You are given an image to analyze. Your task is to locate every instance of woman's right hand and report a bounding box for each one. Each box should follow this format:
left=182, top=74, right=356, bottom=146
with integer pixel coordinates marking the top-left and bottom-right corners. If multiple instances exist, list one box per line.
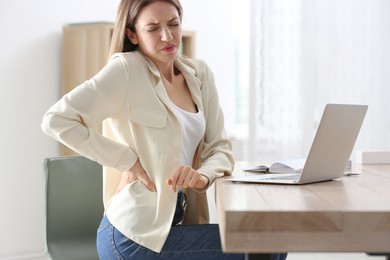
left=115, top=159, right=157, bottom=193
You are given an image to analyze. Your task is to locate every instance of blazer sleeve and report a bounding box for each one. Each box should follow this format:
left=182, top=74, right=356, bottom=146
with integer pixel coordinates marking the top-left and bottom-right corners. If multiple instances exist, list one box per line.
left=196, top=61, right=235, bottom=189
left=41, top=56, right=138, bottom=172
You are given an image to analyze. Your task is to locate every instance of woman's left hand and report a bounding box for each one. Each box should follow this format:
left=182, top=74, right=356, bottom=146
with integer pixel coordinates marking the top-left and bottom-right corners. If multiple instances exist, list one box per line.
left=166, top=165, right=209, bottom=192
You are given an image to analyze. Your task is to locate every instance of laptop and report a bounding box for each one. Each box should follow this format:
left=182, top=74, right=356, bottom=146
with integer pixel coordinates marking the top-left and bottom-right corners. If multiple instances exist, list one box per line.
left=228, top=104, right=368, bottom=184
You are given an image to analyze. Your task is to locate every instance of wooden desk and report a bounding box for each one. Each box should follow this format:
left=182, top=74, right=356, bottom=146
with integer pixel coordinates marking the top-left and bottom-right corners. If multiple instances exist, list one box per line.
left=216, top=162, right=390, bottom=254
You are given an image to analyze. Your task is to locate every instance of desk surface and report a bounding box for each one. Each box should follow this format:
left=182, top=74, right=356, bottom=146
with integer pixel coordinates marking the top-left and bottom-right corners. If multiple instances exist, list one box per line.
left=216, top=162, right=390, bottom=253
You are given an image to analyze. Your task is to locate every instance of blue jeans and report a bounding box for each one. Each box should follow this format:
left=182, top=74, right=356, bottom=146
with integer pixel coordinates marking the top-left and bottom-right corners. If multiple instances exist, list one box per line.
left=96, top=192, right=287, bottom=260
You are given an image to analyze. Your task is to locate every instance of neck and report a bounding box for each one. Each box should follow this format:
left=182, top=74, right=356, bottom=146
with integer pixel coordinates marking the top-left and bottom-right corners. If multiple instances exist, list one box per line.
left=158, top=62, right=179, bottom=83
left=138, top=51, right=178, bottom=82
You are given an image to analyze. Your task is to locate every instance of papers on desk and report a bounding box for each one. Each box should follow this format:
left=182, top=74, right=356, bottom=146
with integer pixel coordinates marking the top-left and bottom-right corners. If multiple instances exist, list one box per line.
left=244, top=158, right=353, bottom=174
left=244, top=158, right=305, bottom=174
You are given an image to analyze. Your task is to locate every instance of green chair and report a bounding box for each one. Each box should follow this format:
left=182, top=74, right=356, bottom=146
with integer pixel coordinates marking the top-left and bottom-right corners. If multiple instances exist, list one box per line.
left=43, top=156, right=104, bottom=260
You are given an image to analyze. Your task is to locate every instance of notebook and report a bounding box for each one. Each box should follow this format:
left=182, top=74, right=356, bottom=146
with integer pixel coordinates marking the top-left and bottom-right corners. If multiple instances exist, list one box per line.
left=228, top=104, right=368, bottom=185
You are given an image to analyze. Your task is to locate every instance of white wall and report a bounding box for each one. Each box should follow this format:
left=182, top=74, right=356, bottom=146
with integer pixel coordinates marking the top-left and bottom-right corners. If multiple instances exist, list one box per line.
left=0, top=1, right=115, bottom=258
left=0, top=0, right=236, bottom=259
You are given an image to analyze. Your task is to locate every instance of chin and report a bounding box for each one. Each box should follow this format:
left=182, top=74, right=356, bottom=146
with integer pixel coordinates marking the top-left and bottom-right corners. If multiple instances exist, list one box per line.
left=160, top=52, right=178, bottom=62
left=143, top=51, right=178, bottom=66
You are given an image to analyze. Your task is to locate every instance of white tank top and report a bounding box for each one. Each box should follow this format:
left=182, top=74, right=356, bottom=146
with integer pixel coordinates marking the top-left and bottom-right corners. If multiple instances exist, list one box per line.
left=170, top=101, right=206, bottom=165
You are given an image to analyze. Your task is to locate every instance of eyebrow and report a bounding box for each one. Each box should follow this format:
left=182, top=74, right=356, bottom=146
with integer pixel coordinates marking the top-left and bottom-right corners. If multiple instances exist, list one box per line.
left=145, top=17, right=180, bottom=26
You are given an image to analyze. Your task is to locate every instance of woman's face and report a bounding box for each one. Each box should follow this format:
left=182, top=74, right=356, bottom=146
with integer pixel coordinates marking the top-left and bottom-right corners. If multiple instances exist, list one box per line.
left=127, top=1, right=182, bottom=66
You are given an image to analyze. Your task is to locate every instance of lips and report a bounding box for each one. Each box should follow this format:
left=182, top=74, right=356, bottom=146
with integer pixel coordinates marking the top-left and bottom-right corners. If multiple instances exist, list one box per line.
left=161, top=44, right=176, bottom=52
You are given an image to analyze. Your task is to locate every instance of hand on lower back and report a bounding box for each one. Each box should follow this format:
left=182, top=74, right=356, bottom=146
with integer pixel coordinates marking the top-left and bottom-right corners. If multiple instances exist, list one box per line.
left=116, top=159, right=157, bottom=193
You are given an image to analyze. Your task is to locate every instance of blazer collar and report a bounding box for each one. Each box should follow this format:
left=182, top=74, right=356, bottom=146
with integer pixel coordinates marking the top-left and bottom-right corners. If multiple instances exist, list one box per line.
left=175, top=58, right=203, bottom=112
left=138, top=51, right=203, bottom=112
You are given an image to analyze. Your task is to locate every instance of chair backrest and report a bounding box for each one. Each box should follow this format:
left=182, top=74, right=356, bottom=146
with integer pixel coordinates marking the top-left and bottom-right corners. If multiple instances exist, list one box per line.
left=43, top=156, right=104, bottom=260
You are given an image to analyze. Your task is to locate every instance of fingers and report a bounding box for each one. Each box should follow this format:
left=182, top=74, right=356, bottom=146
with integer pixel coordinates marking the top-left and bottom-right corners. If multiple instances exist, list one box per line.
left=117, top=170, right=157, bottom=193
left=137, top=171, right=157, bottom=192
left=187, top=173, right=199, bottom=187
left=167, top=166, right=205, bottom=192
left=168, top=166, right=187, bottom=192
left=117, top=162, right=208, bottom=194
left=115, top=171, right=134, bottom=194
left=115, top=181, right=126, bottom=194
left=132, top=160, right=156, bottom=192
left=116, top=160, right=157, bottom=193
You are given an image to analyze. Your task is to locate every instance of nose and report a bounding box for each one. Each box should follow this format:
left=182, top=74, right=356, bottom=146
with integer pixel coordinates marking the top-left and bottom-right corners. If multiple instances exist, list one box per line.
left=161, top=26, right=173, bottom=42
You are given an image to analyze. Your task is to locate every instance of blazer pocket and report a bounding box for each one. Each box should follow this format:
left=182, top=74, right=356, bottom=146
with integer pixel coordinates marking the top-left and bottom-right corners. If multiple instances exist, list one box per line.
left=130, top=105, right=167, bottom=128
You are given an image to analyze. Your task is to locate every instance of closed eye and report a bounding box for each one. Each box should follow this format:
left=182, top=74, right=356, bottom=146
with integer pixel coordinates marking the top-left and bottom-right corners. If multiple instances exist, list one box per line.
left=146, top=27, right=158, bottom=32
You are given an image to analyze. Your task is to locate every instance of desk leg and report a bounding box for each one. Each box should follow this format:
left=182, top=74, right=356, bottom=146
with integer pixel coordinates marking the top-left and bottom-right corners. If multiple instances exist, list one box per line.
left=245, top=253, right=273, bottom=260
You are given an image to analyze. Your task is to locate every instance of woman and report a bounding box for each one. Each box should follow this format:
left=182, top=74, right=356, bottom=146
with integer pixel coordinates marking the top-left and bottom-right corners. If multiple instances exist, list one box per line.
left=41, top=0, right=287, bottom=259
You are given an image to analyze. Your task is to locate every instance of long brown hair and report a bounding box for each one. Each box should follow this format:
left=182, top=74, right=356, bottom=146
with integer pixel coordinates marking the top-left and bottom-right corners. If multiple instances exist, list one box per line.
left=108, top=0, right=183, bottom=58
